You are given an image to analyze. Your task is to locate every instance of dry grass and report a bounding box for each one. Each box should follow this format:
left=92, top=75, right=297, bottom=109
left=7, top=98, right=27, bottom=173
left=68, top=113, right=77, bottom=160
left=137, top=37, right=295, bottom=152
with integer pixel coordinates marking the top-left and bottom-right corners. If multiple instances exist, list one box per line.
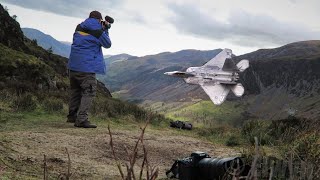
left=0, top=116, right=238, bottom=179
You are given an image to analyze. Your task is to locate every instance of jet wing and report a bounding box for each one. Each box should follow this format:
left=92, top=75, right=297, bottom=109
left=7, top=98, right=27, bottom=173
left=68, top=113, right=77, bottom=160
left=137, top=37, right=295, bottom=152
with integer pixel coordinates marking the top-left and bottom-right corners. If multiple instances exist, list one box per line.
left=203, top=48, right=232, bottom=69
left=201, top=84, right=230, bottom=105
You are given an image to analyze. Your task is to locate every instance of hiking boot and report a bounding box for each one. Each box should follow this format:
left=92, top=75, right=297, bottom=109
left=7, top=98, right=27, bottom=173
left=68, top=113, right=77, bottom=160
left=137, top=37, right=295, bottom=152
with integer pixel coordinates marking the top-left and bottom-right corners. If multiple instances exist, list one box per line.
left=67, top=116, right=76, bottom=123
left=74, top=121, right=97, bottom=128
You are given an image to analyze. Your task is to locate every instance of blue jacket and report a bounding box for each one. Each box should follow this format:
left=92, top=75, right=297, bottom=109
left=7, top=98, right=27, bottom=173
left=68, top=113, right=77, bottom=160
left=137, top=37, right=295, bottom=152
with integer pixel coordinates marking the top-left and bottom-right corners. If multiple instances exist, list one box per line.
left=68, top=18, right=111, bottom=74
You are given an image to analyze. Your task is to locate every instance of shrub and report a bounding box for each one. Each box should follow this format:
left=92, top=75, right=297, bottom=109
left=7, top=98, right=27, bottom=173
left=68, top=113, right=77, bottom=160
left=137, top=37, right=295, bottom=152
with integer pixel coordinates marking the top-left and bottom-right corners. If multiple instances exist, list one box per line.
left=91, top=97, right=122, bottom=117
left=241, top=120, right=273, bottom=145
left=42, top=98, right=64, bottom=112
left=225, top=135, right=241, bottom=147
left=91, top=96, right=168, bottom=125
left=12, top=93, right=37, bottom=111
left=292, top=132, right=320, bottom=163
left=197, top=126, right=229, bottom=137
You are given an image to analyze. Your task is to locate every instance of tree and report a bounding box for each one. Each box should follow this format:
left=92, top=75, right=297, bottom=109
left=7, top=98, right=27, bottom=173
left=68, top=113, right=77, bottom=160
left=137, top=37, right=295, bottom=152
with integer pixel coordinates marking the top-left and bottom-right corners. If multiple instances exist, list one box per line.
left=32, top=39, right=38, bottom=45
left=4, top=6, right=9, bottom=12
left=12, top=15, right=17, bottom=20
left=47, top=46, right=53, bottom=54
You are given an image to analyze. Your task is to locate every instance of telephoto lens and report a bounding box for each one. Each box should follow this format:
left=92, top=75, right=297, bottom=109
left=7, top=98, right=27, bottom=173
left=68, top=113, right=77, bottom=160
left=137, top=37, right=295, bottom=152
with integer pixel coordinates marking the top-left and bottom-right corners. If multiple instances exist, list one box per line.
left=166, top=152, right=249, bottom=180
left=197, top=157, right=244, bottom=180
left=105, top=15, right=114, bottom=24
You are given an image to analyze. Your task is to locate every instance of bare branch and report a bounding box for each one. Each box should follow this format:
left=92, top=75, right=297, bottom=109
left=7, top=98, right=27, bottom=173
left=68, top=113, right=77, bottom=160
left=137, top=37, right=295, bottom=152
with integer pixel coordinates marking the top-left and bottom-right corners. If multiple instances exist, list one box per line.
left=125, top=163, right=131, bottom=180
left=124, top=145, right=132, bottom=178
left=268, top=160, right=274, bottom=180
left=288, top=151, right=294, bottom=180
left=140, top=119, right=150, bottom=180
left=150, top=166, right=159, bottom=180
left=65, top=148, right=71, bottom=180
left=0, top=165, right=6, bottom=177
left=139, top=156, right=146, bottom=180
left=246, top=137, right=260, bottom=180
left=43, top=154, right=48, bottom=180
left=108, top=113, right=158, bottom=180
left=108, top=124, right=125, bottom=180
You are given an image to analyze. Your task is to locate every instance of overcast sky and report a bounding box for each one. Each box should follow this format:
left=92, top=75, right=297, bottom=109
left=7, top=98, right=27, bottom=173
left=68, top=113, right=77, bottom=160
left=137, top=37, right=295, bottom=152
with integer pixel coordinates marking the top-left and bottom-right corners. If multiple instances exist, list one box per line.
left=1, top=0, right=320, bottom=56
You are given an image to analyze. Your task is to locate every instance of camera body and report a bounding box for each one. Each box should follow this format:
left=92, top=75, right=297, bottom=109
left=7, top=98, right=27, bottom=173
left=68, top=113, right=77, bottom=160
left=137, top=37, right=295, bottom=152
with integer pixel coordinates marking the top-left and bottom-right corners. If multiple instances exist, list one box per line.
left=178, top=152, right=210, bottom=180
left=101, top=15, right=114, bottom=29
left=176, top=152, right=246, bottom=180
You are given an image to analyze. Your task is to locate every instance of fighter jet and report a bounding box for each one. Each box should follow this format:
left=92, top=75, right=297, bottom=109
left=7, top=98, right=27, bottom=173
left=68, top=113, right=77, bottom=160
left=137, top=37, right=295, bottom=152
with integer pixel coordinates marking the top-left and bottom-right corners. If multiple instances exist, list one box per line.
left=164, top=49, right=249, bottom=105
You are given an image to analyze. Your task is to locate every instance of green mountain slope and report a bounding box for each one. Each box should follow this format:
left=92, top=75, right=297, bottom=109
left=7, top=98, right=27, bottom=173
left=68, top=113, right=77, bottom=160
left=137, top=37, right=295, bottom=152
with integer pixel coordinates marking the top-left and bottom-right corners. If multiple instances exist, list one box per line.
left=100, top=49, right=222, bottom=102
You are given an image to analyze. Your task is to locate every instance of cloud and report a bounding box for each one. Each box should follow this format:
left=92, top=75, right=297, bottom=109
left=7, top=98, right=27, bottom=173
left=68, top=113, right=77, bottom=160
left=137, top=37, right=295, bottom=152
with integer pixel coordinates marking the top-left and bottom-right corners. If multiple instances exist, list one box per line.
left=167, top=3, right=320, bottom=47
left=1, top=0, right=125, bottom=18
left=122, top=10, right=148, bottom=25
left=288, top=0, right=298, bottom=3
left=1, top=0, right=148, bottom=25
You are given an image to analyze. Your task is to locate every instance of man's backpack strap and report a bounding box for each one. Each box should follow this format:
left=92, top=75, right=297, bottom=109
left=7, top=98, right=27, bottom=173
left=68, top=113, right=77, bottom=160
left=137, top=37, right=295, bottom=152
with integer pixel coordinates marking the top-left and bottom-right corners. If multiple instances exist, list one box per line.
left=75, top=24, right=103, bottom=39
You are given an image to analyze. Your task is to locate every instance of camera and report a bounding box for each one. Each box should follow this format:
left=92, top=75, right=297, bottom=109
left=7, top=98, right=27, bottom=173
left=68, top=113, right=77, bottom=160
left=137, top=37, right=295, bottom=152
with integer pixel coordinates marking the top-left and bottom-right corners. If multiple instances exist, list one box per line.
left=101, top=15, right=114, bottom=29
left=167, top=152, right=249, bottom=180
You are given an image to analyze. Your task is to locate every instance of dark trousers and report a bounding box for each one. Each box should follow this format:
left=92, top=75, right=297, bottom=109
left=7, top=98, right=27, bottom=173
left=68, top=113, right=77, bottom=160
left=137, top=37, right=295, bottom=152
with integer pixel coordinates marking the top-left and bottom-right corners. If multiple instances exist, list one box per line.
left=67, top=70, right=97, bottom=124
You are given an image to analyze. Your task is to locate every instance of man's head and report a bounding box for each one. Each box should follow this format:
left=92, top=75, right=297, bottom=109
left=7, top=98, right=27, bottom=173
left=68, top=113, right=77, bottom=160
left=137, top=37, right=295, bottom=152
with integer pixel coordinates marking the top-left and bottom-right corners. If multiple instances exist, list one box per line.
left=89, top=11, right=102, bottom=20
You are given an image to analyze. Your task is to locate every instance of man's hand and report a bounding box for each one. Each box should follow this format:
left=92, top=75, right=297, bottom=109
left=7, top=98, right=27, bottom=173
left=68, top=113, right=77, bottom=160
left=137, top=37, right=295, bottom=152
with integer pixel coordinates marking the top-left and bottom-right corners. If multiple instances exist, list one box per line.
left=102, top=21, right=111, bottom=30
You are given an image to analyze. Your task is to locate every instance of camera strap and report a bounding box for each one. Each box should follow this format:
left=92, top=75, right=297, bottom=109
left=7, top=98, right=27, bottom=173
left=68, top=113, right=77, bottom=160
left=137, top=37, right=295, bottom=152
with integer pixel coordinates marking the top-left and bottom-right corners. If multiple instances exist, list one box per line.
left=75, top=24, right=103, bottom=39
left=166, top=160, right=179, bottom=178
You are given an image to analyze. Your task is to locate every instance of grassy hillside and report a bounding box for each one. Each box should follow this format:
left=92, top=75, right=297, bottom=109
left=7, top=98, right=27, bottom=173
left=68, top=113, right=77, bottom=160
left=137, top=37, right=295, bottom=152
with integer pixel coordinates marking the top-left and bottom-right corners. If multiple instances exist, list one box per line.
left=0, top=40, right=167, bottom=123
left=166, top=100, right=246, bottom=127
left=0, top=43, right=60, bottom=93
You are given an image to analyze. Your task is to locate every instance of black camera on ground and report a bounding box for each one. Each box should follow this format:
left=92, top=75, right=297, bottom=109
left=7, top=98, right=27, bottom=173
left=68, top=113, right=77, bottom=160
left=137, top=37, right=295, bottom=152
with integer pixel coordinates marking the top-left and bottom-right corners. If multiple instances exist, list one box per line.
left=170, top=120, right=193, bottom=130
left=101, top=15, right=114, bottom=29
left=167, top=152, right=249, bottom=180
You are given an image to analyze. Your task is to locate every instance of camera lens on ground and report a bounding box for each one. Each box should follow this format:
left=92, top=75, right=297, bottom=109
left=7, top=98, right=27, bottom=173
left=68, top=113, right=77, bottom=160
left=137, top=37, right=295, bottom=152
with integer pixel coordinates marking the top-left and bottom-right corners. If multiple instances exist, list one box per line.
left=198, top=157, right=244, bottom=179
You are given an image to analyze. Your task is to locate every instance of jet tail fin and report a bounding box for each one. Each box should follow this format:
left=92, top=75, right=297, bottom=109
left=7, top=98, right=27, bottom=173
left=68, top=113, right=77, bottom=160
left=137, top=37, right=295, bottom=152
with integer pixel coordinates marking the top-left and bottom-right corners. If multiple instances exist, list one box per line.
left=231, top=83, right=244, bottom=97
left=236, top=59, right=249, bottom=72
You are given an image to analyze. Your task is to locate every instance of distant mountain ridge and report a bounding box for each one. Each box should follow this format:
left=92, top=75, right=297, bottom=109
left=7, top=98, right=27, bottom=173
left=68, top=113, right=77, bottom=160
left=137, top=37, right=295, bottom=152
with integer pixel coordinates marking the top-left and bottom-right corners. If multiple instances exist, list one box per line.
left=22, top=28, right=71, bottom=57
left=105, top=53, right=137, bottom=64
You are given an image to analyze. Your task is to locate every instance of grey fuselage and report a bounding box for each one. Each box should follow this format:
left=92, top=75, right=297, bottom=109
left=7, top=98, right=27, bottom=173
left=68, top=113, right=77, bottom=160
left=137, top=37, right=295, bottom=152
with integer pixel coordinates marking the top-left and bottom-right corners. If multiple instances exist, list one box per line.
left=185, top=66, right=239, bottom=86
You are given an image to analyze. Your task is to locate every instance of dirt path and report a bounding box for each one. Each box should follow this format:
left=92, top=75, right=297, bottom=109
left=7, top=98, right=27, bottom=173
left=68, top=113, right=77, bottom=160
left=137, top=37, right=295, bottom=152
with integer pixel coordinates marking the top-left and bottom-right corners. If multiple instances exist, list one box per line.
left=0, top=121, right=239, bottom=179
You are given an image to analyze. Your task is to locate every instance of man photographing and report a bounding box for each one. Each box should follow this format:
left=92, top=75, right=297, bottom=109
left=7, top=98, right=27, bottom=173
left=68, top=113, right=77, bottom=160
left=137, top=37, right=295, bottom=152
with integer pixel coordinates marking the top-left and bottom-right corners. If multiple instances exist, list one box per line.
left=67, top=11, right=112, bottom=128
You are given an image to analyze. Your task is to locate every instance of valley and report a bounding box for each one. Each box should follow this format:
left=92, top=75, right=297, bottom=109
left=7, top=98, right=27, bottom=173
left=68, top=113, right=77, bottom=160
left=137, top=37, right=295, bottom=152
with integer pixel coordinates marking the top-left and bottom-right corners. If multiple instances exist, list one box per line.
left=101, top=41, right=320, bottom=120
